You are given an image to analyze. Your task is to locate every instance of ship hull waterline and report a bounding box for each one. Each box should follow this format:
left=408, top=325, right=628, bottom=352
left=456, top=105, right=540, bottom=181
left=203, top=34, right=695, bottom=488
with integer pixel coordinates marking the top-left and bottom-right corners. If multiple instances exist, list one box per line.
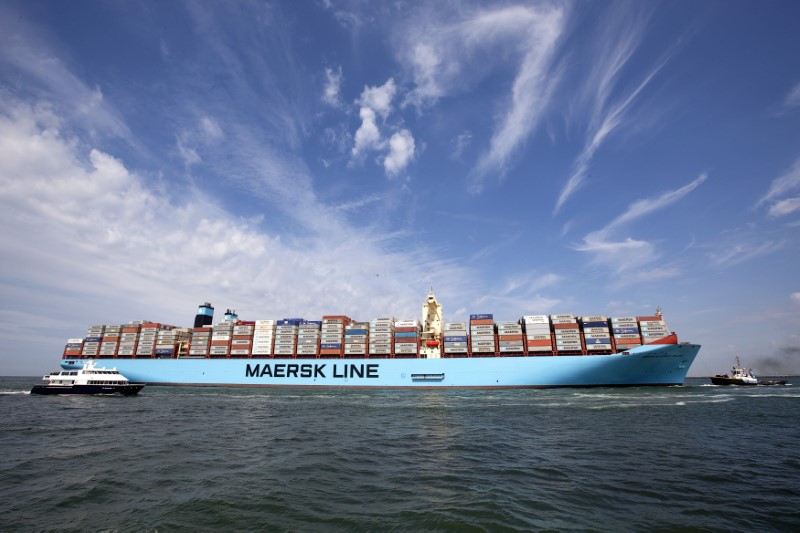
left=60, top=342, right=700, bottom=389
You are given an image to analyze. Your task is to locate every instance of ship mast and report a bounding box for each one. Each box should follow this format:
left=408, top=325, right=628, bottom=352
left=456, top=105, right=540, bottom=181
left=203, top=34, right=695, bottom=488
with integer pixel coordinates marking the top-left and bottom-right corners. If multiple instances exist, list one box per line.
left=419, top=288, right=443, bottom=359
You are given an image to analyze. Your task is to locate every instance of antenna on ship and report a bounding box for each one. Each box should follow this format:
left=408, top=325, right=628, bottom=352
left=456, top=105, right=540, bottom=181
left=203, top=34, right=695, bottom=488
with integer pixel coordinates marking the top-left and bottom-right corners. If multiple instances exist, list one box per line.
left=194, top=302, right=214, bottom=328
left=656, top=306, right=662, bottom=318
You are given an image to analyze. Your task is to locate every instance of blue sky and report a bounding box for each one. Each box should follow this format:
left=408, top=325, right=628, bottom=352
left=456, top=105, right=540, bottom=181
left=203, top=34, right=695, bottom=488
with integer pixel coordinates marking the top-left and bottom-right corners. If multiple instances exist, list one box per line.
left=1, top=0, right=799, bottom=376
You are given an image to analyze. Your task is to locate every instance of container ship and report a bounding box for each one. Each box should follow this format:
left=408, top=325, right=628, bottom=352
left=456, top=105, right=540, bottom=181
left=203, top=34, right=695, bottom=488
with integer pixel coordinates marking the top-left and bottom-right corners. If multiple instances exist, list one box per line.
left=58, top=291, right=699, bottom=389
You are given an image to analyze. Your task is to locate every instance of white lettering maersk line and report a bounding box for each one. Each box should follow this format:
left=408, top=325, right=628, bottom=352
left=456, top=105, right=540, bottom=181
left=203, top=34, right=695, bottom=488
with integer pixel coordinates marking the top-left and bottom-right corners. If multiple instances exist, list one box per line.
left=59, top=291, right=700, bottom=389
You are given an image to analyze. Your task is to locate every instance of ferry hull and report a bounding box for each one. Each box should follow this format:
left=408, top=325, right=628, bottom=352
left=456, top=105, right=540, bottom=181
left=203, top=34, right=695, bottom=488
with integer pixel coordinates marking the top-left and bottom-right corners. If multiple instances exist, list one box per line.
left=30, top=384, right=145, bottom=395
left=60, top=342, right=700, bottom=389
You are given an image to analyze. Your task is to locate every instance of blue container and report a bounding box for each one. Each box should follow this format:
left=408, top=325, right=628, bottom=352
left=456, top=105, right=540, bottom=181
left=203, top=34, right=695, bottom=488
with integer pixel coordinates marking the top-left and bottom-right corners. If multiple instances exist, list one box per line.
left=85, top=337, right=102, bottom=343
left=395, top=331, right=419, bottom=338
left=581, top=321, right=609, bottom=328
left=613, top=327, right=639, bottom=335
left=303, top=320, right=322, bottom=326
left=443, top=336, right=468, bottom=342
left=586, top=338, right=611, bottom=345
left=345, top=329, right=368, bottom=335
left=470, top=313, right=493, bottom=321
left=321, top=343, right=342, bottom=349
left=156, top=348, right=174, bottom=355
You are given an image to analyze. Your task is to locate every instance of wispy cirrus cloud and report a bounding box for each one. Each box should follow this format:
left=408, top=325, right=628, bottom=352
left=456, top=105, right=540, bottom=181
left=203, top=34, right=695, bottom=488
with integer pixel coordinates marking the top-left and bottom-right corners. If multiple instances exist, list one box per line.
left=398, top=4, right=566, bottom=193
left=783, top=81, right=800, bottom=110
left=574, top=173, right=707, bottom=276
left=756, top=158, right=800, bottom=217
left=555, top=6, right=668, bottom=214
left=707, top=240, right=785, bottom=268
left=0, top=11, right=133, bottom=144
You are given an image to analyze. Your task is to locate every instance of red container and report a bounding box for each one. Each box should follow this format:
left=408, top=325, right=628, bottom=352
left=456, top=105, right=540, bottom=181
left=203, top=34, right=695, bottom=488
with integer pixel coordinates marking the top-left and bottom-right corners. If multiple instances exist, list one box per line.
left=526, top=340, right=552, bottom=347
left=470, top=318, right=494, bottom=325
left=553, top=323, right=578, bottom=330
left=497, top=334, right=523, bottom=341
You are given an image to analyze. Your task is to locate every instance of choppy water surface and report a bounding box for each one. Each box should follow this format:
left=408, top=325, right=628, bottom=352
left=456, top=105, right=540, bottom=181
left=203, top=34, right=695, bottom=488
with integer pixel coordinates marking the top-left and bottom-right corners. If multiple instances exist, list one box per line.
left=2, top=377, right=799, bottom=531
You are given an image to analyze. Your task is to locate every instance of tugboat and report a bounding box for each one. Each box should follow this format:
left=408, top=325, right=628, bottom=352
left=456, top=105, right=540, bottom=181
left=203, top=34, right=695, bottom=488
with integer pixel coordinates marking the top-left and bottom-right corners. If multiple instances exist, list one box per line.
left=710, top=357, right=758, bottom=386
left=31, top=361, right=145, bottom=395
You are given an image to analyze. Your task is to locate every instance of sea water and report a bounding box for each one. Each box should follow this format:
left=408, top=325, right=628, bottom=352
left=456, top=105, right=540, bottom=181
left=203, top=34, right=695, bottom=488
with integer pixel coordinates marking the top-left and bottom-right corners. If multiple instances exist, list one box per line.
left=1, top=377, right=799, bottom=531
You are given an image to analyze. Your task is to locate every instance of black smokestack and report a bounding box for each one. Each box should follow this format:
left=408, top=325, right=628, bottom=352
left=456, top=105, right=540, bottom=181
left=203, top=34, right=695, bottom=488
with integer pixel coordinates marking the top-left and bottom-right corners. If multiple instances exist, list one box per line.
left=194, top=302, right=214, bottom=328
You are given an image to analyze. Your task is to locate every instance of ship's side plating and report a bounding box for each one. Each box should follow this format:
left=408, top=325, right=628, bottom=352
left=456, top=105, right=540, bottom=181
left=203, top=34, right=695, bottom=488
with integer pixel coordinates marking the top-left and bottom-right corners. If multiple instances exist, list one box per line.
left=61, top=341, right=699, bottom=389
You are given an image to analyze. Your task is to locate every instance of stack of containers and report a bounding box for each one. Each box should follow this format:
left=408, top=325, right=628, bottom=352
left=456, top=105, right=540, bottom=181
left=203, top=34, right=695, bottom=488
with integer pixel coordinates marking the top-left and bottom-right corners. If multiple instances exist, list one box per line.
left=63, top=338, right=84, bottom=358
left=496, top=321, right=524, bottom=355
left=522, top=315, right=553, bottom=355
left=442, top=322, right=468, bottom=357
left=274, top=318, right=301, bottom=358
left=610, top=317, right=642, bottom=351
left=136, top=323, right=160, bottom=358
left=118, top=323, right=141, bottom=358
left=231, top=321, right=255, bottom=358
left=155, top=327, right=176, bottom=358
left=320, top=315, right=350, bottom=357
left=469, top=314, right=496, bottom=356
left=297, top=320, right=321, bottom=358
left=189, top=327, right=212, bottom=357
left=252, top=320, right=276, bottom=357
left=637, top=315, right=671, bottom=343
left=100, top=325, right=121, bottom=357
left=210, top=320, right=233, bottom=358
left=580, top=316, right=612, bottom=353
left=82, top=325, right=104, bottom=357
left=368, top=318, right=394, bottom=356
left=344, top=321, right=369, bottom=358
left=551, top=314, right=582, bottom=354
left=394, top=319, right=420, bottom=357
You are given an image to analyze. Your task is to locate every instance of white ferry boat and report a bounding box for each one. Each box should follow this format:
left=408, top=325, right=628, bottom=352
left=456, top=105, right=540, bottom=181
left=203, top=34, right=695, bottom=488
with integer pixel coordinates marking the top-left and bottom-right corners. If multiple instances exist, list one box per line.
left=31, top=361, right=145, bottom=395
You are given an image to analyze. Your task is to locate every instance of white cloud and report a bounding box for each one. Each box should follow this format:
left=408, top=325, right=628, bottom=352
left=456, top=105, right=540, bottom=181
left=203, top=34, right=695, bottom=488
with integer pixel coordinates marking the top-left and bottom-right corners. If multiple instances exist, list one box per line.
left=575, top=174, right=707, bottom=276
left=322, top=66, right=343, bottom=108
left=176, top=116, right=224, bottom=166
left=398, top=5, right=565, bottom=192
left=707, top=241, right=785, bottom=268
left=769, top=197, right=800, bottom=217
left=384, top=129, right=415, bottom=176
left=351, top=107, right=382, bottom=158
left=554, top=8, right=667, bottom=214
left=784, top=82, right=800, bottom=109
left=450, top=130, right=472, bottom=161
left=350, top=78, right=416, bottom=176
left=200, top=116, right=224, bottom=141
left=357, top=78, right=396, bottom=119
left=0, top=17, right=133, bottom=143
left=0, top=103, right=481, bottom=348
left=758, top=158, right=800, bottom=216
left=791, top=292, right=800, bottom=304
left=604, top=173, right=707, bottom=232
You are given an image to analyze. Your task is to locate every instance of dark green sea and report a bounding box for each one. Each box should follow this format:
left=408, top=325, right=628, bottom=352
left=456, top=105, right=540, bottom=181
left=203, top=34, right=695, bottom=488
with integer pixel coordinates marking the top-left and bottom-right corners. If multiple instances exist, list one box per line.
left=1, top=377, right=799, bottom=532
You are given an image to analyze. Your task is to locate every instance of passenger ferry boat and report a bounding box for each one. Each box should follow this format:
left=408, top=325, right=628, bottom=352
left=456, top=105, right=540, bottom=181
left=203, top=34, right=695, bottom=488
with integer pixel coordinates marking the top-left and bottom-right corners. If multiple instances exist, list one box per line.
left=31, top=361, right=145, bottom=395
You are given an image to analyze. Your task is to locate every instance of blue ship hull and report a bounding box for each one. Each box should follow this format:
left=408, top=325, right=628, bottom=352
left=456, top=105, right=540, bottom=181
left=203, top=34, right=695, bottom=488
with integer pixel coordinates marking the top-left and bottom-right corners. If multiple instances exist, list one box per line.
left=60, top=342, right=699, bottom=389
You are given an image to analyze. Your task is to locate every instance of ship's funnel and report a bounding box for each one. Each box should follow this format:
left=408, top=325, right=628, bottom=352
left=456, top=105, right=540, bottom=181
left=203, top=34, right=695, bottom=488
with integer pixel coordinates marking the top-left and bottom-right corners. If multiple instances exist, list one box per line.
left=194, top=302, right=214, bottom=327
